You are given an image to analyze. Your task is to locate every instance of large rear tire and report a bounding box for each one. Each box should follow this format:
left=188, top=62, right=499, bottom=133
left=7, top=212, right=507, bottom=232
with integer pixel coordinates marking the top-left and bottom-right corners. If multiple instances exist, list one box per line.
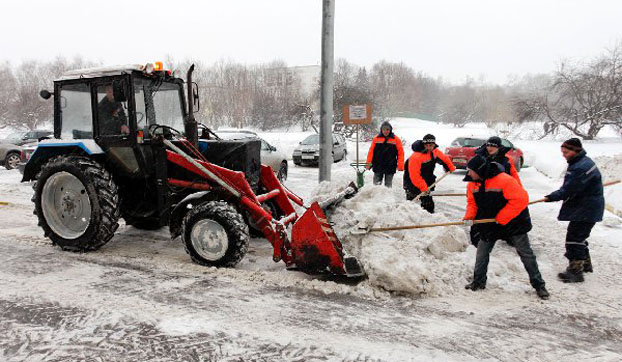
left=181, top=201, right=249, bottom=267
left=33, top=155, right=120, bottom=251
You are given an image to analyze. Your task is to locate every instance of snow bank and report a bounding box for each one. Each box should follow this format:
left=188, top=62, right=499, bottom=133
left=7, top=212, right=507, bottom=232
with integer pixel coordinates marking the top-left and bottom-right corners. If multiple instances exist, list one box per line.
left=309, top=175, right=474, bottom=297
left=594, top=154, right=622, bottom=217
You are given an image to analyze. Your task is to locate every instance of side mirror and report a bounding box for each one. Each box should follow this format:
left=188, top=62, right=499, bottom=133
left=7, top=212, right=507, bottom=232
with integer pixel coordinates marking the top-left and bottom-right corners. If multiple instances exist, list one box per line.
left=271, top=146, right=277, bottom=151
left=112, top=80, right=128, bottom=102
left=299, top=141, right=302, bottom=145
left=40, top=90, right=52, bottom=100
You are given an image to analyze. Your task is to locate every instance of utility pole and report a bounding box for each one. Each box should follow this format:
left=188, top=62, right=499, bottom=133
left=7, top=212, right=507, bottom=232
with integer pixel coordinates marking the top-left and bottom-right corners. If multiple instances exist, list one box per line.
left=319, top=0, right=334, bottom=182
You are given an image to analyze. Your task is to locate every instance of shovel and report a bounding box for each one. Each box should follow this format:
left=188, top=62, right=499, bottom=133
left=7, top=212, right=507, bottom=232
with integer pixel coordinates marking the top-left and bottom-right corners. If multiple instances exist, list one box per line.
left=430, top=179, right=621, bottom=202
left=352, top=218, right=496, bottom=235
left=414, top=171, right=452, bottom=202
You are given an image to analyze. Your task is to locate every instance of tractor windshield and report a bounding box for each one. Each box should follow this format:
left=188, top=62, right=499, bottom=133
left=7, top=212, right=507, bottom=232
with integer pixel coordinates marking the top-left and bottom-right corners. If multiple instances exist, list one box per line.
left=134, top=78, right=185, bottom=136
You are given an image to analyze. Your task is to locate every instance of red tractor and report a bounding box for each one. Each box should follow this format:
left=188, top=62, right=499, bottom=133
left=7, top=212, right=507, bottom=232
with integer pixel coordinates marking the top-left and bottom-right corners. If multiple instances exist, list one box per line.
left=23, top=63, right=363, bottom=278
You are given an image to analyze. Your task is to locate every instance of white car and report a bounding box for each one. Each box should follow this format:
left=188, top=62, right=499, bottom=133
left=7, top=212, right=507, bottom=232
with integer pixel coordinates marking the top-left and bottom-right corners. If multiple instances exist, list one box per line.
left=215, top=130, right=289, bottom=181
left=292, top=133, right=347, bottom=166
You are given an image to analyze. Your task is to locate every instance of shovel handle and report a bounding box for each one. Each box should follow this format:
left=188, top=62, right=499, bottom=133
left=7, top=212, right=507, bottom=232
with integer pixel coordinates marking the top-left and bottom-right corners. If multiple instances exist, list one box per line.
left=365, top=218, right=496, bottom=232
left=528, top=180, right=620, bottom=205
left=414, top=172, right=451, bottom=202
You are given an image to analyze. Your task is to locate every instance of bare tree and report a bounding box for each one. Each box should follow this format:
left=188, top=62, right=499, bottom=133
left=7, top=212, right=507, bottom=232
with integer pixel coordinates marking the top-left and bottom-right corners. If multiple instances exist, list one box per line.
left=438, top=80, right=483, bottom=127
left=516, top=43, right=622, bottom=139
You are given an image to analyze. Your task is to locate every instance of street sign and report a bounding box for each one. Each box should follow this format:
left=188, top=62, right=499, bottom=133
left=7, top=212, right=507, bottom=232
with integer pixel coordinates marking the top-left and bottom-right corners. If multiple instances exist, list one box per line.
left=343, top=104, right=372, bottom=125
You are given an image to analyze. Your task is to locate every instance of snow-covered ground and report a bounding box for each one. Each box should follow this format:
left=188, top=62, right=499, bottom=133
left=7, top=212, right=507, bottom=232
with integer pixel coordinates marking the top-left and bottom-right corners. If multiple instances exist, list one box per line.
left=1, top=119, right=622, bottom=361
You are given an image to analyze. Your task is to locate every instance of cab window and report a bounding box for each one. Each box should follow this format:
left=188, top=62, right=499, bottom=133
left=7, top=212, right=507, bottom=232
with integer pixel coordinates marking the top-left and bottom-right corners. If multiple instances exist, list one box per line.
left=59, top=83, right=93, bottom=139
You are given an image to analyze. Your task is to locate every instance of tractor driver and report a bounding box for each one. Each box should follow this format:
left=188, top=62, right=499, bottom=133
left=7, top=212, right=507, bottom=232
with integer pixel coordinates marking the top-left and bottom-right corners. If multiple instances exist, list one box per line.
left=98, top=85, right=129, bottom=135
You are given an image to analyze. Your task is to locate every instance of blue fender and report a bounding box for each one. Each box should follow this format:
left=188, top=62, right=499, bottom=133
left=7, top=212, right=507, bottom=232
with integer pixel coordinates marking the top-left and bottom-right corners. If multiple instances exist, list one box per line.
left=21, top=140, right=104, bottom=181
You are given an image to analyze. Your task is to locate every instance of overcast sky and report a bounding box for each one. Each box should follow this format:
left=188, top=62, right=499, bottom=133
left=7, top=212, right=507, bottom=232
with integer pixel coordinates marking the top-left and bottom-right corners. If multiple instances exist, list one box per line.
left=2, top=0, right=621, bottom=84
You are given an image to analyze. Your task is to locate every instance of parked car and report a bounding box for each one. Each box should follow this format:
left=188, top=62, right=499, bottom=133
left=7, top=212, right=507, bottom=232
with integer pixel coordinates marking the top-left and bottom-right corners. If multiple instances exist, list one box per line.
left=445, top=137, right=524, bottom=171
left=0, top=129, right=52, bottom=146
left=0, top=142, right=23, bottom=170
left=215, top=130, right=289, bottom=181
left=292, top=133, right=347, bottom=166
left=17, top=141, right=39, bottom=174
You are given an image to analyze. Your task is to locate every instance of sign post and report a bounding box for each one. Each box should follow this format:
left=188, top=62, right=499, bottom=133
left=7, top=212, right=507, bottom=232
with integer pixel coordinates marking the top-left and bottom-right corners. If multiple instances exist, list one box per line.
left=343, top=104, right=373, bottom=188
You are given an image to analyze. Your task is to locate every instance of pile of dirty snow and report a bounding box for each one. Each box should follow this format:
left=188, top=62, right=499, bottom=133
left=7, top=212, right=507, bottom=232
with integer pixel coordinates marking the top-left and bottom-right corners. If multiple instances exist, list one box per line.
left=309, top=177, right=474, bottom=297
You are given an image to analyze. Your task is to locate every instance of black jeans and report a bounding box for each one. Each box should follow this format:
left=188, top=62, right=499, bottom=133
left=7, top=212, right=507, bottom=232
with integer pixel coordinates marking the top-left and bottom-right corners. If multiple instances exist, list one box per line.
left=565, top=221, right=595, bottom=261
left=473, top=233, right=545, bottom=289
left=373, top=172, right=394, bottom=188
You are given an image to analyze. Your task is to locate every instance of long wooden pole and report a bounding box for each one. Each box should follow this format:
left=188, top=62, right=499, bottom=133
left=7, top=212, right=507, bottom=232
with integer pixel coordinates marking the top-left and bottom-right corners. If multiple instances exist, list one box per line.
left=360, top=218, right=496, bottom=233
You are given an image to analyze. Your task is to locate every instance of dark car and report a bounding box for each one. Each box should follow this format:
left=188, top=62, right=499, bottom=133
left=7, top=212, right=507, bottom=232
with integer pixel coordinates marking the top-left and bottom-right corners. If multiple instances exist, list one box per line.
left=445, top=137, right=524, bottom=170
left=1, top=129, right=53, bottom=146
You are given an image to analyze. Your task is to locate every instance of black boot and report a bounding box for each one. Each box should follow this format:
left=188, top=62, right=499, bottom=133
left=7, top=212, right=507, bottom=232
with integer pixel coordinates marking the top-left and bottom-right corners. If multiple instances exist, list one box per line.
left=583, top=256, right=593, bottom=273
left=465, top=281, right=486, bottom=291
left=535, top=286, right=550, bottom=300
left=420, top=196, right=435, bottom=214
left=558, top=260, right=584, bottom=283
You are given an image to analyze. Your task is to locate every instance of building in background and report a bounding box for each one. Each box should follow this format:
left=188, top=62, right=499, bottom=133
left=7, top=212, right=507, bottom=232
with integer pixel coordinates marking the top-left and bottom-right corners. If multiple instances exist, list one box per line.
left=264, top=65, right=320, bottom=98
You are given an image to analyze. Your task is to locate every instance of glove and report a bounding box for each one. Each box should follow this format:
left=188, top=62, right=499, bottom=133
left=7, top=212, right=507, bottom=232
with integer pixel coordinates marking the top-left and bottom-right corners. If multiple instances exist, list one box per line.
left=463, top=219, right=474, bottom=226
left=543, top=195, right=551, bottom=202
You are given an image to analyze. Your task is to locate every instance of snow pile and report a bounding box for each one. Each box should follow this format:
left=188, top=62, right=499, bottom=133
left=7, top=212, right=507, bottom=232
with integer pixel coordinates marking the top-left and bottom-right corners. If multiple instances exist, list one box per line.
left=594, top=154, right=622, bottom=216
left=310, top=178, right=475, bottom=297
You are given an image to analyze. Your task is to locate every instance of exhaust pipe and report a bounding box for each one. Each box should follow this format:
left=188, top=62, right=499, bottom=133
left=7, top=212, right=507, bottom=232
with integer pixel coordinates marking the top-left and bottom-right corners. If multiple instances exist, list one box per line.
left=185, top=64, right=199, bottom=148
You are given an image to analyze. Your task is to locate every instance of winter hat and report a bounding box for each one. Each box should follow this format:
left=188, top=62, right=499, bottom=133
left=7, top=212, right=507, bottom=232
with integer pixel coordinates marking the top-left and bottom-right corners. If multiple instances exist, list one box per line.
left=466, top=155, right=488, bottom=176
left=380, top=121, right=392, bottom=132
left=561, top=138, right=582, bottom=152
left=486, top=136, right=502, bottom=148
left=422, top=134, right=436, bottom=144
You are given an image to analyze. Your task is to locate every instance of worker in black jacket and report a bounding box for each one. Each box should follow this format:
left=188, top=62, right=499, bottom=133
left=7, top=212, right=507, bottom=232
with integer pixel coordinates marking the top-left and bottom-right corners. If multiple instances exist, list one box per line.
left=545, top=138, right=605, bottom=283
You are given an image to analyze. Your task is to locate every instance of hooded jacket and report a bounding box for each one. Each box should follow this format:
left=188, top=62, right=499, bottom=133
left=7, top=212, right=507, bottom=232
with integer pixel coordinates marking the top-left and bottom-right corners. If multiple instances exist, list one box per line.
left=404, top=140, right=455, bottom=192
left=464, top=161, right=532, bottom=241
left=545, top=150, right=604, bottom=222
left=366, top=122, right=404, bottom=174
left=475, top=144, right=522, bottom=186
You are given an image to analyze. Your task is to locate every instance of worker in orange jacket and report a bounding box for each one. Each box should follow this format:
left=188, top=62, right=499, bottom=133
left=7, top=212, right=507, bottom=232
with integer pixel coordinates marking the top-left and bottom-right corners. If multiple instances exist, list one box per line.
left=403, top=134, right=455, bottom=213
left=462, top=155, right=549, bottom=300
left=365, top=121, right=404, bottom=188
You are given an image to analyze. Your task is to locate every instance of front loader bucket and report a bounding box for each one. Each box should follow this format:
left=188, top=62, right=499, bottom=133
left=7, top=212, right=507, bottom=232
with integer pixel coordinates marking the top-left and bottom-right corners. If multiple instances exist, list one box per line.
left=290, top=202, right=365, bottom=277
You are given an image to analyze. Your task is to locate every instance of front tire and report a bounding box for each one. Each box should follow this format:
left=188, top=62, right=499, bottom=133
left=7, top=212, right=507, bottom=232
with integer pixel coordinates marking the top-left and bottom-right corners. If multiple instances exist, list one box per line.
left=33, top=155, right=120, bottom=251
left=182, top=201, right=249, bottom=267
